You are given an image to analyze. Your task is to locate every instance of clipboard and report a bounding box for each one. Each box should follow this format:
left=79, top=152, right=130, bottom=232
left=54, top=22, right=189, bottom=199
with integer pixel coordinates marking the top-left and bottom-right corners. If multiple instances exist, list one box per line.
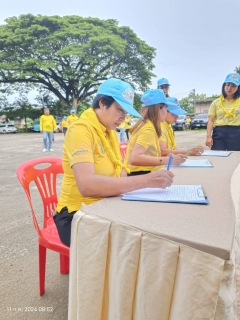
left=200, top=151, right=232, bottom=157
left=122, top=185, right=209, bottom=204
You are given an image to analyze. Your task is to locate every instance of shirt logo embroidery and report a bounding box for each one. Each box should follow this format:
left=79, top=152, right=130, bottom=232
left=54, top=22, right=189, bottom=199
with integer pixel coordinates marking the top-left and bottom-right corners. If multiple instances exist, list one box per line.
left=72, top=149, right=88, bottom=156
left=98, top=142, right=105, bottom=155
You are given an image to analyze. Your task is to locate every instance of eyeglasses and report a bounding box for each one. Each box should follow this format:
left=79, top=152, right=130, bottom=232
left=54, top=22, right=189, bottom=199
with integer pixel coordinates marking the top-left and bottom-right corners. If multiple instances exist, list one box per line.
left=159, top=85, right=169, bottom=90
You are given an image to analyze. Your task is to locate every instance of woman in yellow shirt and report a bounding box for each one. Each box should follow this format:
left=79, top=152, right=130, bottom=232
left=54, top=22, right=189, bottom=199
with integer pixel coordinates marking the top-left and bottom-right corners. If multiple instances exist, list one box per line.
left=160, top=97, right=203, bottom=156
left=206, top=73, right=240, bottom=151
left=124, top=89, right=186, bottom=176
left=60, top=116, right=68, bottom=136
left=54, top=79, right=174, bottom=246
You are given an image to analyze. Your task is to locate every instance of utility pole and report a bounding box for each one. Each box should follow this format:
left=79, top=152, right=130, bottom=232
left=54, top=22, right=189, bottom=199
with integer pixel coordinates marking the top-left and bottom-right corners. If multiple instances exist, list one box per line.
left=192, top=89, right=196, bottom=115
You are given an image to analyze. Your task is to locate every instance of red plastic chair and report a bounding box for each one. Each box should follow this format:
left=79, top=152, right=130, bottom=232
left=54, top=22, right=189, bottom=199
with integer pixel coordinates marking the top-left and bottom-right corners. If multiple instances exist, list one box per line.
left=119, top=142, right=128, bottom=162
left=16, top=157, right=69, bottom=295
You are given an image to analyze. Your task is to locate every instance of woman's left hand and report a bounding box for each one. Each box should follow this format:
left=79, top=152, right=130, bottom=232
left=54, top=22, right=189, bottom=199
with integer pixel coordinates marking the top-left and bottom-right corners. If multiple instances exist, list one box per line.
left=190, top=146, right=204, bottom=155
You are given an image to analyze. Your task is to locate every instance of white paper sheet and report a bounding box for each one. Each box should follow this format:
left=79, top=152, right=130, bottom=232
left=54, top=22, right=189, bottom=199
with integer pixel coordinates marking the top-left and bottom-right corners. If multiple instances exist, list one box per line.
left=122, top=185, right=208, bottom=204
left=200, top=151, right=232, bottom=157
left=171, top=159, right=213, bottom=167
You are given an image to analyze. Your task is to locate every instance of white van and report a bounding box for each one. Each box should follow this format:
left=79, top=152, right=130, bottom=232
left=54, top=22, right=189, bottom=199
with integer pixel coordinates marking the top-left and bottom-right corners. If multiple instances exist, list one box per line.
left=0, top=124, right=18, bottom=134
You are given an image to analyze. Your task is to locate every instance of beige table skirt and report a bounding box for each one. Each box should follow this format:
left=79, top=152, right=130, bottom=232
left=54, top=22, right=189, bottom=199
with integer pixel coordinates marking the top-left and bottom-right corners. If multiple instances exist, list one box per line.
left=69, top=211, right=240, bottom=320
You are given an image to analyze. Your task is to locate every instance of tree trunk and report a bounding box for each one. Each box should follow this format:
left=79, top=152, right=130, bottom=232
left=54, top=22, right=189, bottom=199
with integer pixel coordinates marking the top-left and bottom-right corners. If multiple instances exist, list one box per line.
left=71, top=96, right=78, bottom=111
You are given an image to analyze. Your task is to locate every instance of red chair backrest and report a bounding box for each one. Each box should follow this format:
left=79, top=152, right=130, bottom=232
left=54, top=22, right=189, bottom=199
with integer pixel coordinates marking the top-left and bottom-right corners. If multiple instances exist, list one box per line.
left=16, top=157, right=63, bottom=234
left=119, top=142, right=128, bottom=162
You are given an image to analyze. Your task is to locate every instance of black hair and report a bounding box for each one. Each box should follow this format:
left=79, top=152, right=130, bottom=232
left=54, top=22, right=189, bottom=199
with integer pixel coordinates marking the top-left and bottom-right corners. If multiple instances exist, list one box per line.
left=92, top=94, right=115, bottom=109
left=222, top=83, right=240, bottom=99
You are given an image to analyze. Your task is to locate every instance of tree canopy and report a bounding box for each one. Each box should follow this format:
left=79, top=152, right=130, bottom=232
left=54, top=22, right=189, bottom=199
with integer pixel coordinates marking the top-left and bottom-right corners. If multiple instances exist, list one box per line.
left=0, top=14, right=156, bottom=110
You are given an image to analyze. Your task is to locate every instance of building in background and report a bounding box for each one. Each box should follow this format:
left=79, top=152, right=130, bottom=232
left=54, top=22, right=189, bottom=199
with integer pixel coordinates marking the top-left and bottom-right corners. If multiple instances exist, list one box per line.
left=195, top=99, right=214, bottom=114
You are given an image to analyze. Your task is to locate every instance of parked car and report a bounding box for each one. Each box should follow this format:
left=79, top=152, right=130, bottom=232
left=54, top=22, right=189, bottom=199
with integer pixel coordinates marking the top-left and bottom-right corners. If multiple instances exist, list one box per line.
left=0, top=123, right=17, bottom=134
left=191, top=113, right=208, bottom=130
left=172, top=115, right=187, bottom=131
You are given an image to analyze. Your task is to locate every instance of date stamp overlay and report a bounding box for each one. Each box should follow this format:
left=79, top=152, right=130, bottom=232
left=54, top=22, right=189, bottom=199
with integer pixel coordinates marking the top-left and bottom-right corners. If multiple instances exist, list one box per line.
left=7, top=306, right=54, bottom=313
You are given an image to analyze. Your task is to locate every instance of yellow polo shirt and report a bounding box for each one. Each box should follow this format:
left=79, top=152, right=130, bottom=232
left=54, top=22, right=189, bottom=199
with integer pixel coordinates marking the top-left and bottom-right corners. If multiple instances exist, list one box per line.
left=124, top=120, right=162, bottom=173
left=208, top=97, right=240, bottom=126
left=39, top=115, right=57, bottom=132
left=61, top=120, right=68, bottom=128
left=160, top=121, right=176, bottom=150
left=67, top=114, right=79, bottom=127
left=56, top=119, right=121, bottom=213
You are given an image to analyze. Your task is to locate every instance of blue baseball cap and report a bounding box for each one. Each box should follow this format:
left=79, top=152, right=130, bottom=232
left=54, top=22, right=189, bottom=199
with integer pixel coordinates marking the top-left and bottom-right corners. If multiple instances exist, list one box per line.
left=63, top=116, right=67, bottom=119
left=97, top=78, right=141, bottom=118
left=70, top=109, right=76, bottom=113
left=224, top=73, right=240, bottom=86
left=166, top=97, right=187, bottom=116
left=141, top=89, right=177, bottom=107
left=157, top=78, right=170, bottom=87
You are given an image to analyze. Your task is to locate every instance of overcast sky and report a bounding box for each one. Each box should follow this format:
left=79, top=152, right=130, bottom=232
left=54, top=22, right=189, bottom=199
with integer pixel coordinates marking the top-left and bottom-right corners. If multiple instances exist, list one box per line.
left=1, top=0, right=240, bottom=101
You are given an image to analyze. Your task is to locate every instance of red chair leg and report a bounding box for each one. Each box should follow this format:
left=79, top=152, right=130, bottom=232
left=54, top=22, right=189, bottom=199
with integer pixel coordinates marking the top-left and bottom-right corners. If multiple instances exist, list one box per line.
left=39, top=244, right=47, bottom=295
left=60, top=254, right=69, bottom=274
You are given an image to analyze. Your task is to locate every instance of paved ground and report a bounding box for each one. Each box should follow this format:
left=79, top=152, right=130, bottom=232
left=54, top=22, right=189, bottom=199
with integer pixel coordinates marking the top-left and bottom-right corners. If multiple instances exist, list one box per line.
left=0, top=129, right=207, bottom=320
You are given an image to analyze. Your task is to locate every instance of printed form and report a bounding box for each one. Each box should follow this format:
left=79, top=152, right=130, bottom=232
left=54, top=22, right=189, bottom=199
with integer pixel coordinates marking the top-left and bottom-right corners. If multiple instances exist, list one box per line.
left=122, top=185, right=208, bottom=204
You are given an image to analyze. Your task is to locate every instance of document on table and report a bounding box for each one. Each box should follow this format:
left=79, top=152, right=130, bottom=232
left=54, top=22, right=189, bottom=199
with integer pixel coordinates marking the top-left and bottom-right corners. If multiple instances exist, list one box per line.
left=122, top=185, right=209, bottom=204
left=200, top=151, right=232, bottom=157
left=171, top=159, right=213, bottom=167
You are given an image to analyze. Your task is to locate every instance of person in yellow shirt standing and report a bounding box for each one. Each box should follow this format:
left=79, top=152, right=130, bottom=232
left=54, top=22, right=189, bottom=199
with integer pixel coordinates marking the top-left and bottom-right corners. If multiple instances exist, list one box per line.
left=125, top=113, right=132, bottom=141
left=206, top=73, right=240, bottom=151
left=185, top=116, right=191, bottom=129
left=67, top=109, right=78, bottom=128
left=40, top=108, right=57, bottom=152
left=160, top=97, right=203, bottom=156
left=60, top=116, right=68, bottom=136
left=124, top=89, right=186, bottom=176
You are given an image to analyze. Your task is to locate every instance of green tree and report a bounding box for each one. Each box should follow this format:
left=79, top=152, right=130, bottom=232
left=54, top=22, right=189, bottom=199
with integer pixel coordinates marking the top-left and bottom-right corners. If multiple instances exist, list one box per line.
left=0, top=14, right=156, bottom=111
left=0, top=95, right=41, bottom=129
left=179, top=92, right=208, bottom=114
left=235, top=66, right=240, bottom=75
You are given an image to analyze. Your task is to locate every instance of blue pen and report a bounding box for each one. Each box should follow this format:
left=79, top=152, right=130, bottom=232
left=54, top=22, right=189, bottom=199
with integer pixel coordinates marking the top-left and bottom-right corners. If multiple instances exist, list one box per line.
left=167, top=155, right=173, bottom=170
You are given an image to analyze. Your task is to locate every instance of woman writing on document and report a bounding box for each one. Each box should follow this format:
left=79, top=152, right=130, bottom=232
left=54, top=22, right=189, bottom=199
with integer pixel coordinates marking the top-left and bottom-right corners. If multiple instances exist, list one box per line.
left=206, top=73, right=240, bottom=151
left=54, top=79, right=174, bottom=247
left=124, top=89, right=186, bottom=176
left=160, top=97, right=204, bottom=156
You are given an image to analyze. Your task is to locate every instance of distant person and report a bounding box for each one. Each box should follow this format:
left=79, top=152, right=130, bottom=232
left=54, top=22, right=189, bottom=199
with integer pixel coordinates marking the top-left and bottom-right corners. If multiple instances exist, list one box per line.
left=206, top=73, right=240, bottom=151
left=40, top=108, right=57, bottom=152
left=54, top=78, right=174, bottom=247
left=61, top=116, right=68, bottom=136
left=160, top=97, right=203, bottom=156
left=125, top=113, right=132, bottom=141
left=124, top=89, right=186, bottom=176
left=118, top=120, right=125, bottom=142
left=185, top=116, right=191, bottom=129
left=157, top=78, right=171, bottom=97
left=67, top=109, right=78, bottom=127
